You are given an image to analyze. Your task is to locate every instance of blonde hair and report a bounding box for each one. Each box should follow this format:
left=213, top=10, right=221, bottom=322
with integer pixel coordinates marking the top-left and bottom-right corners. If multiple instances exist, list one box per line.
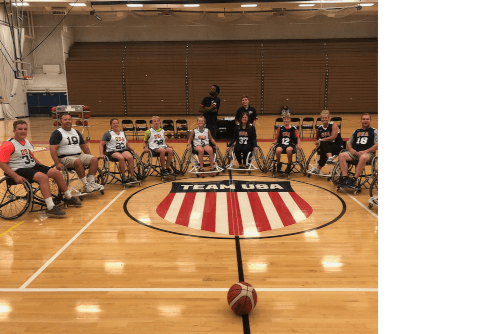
left=282, top=111, right=291, bottom=118
left=197, top=116, right=206, bottom=123
left=151, top=116, right=160, bottom=121
left=321, top=110, right=329, bottom=117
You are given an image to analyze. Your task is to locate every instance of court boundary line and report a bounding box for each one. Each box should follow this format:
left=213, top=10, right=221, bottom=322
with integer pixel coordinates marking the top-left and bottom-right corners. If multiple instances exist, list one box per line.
left=19, top=189, right=127, bottom=289
left=0, top=220, right=25, bottom=237
left=0, top=287, right=378, bottom=292
left=341, top=188, right=378, bottom=219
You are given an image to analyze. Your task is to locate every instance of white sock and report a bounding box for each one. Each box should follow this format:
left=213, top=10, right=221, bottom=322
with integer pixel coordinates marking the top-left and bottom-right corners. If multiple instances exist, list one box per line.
left=81, top=176, right=87, bottom=185
left=45, top=198, right=55, bottom=210
left=88, top=175, right=95, bottom=183
left=64, top=190, right=72, bottom=199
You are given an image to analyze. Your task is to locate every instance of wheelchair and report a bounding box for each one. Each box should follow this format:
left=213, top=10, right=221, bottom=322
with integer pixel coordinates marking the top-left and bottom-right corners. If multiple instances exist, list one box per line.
left=180, top=143, right=225, bottom=177
left=98, top=150, right=148, bottom=188
left=265, top=145, right=306, bottom=178
left=223, top=145, right=267, bottom=174
left=61, top=164, right=105, bottom=201
left=368, top=157, right=378, bottom=209
left=305, top=148, right=338, bottom=179
left=0, top=175, right=64, bottom=220
left=330, top=150, right=377, bottom=195
left=139, top=146, right=183, bottom=182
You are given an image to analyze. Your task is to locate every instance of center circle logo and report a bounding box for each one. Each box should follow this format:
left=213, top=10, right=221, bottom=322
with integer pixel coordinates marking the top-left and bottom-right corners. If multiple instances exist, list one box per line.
left=124, top=176, right=346, bottom=239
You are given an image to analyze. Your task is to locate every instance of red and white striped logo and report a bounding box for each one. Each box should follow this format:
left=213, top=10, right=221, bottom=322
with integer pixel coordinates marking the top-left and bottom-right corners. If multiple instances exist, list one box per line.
left=156, top=180, right=313, bottom=236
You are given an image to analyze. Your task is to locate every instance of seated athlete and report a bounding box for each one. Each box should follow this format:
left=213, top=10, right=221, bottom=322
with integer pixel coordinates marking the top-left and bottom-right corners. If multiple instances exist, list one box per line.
left=187, top=116, right=218, bottom=178
left=0, top=120, right=81, bottom=217
left=49, top=113, right=103, bottom=193
left=338, top=113, right=378, bottom=187
left=99, top=118, right=138, bottom=183
left=310, top=110, right=343, bottom=174
left=227, top=112, right=257, bottom=169
left=143, top=116, right=174, bottom=176
left=270, top=111, right=301, bottom=174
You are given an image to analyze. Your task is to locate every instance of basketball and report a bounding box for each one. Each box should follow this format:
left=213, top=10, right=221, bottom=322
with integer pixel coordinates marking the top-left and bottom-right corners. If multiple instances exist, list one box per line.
left=83, top=105, right=91, bottom=111
left=227, top=282, right=257, bottom=315
left=51, top=107, right=56, bottom=112
left=76, top=120, right=83, bottom=126
left=167, top=133, right=172, bottom=139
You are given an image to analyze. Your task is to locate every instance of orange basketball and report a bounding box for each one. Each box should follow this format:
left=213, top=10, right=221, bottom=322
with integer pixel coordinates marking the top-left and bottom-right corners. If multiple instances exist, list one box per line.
left=227, top=282, right=257, bottom=315
left=83, top=106, right=91, bottom=111
left=76, top=120, right=83, bottom=126
left=84, top=121, right=88, bottom=126
left=51, top=107, right=57, bottom=112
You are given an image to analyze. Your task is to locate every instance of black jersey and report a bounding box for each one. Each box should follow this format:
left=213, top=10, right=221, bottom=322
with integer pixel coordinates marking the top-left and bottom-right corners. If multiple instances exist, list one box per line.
left=318, top=123, right=343, bottom=143
left=349, top=127, right=377, bottom=151
left=228, top=126, right=257, bottom=147
left=277, top=125, right=298, bottom=147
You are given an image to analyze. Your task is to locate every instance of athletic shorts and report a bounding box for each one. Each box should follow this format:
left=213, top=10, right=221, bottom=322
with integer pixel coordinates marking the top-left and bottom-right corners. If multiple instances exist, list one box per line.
left=59, top=153, right=94, bottom=169
left=346, top=151, right=375, bottom=164
left=276, top=144, right=295, bottom=153
left=105, top=150, right=127, bottom=159
left=151, top=146, right=168, bottom=154
left=14, top=164, right=52, bottom=181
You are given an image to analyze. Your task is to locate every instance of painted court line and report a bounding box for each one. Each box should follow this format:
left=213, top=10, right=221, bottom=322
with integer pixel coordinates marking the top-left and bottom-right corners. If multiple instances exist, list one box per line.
left=19, top=190, right=127, bottom=289
left=0, top=220, right=25, bottom=237
left=0, top=287, right=378, bottom=292
left=341, top=189, right=378, bottom=219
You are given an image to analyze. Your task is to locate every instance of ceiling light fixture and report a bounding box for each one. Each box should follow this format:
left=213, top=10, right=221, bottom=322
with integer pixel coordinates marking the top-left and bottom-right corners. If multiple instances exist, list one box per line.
left=69, top=3, right=87, bottom=6
left=184, top=4, right=200, bottom=7
left=11, top=2, right=29, bottom=6
left=127, top=4, right=143, bottom=7
left=359, top=3, right=375, bottom=6
left=241, top=4, right=257, bottom=7
left=299, top=4, right=315, bottom=6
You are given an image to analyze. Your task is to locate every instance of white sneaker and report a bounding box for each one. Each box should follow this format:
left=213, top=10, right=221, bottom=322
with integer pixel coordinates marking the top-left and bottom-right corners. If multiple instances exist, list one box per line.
left=368, top=196, right=378, bottom=206
left=83, top=183, right=94, bottom=193
left=326, top=157, right=335, bottom=165
left=91, top=181, right=104, bottom=191
left=310, top=167, right=320, bottom=174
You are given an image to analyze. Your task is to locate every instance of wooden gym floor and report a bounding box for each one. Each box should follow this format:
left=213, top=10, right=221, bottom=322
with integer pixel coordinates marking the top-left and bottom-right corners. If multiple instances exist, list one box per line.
left=0, top=114, right=378, bottom=334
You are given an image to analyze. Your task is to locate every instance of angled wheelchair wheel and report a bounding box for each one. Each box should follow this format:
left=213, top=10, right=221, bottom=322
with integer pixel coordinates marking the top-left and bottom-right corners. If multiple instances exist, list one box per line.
left=305, top=148, right=318, bottom=174
left=214, top=146, right=225, bottom=172
left=253, top=146, right=267, bottom=173
left=330, top=161, right=342, bottom=186
left=223, top=146, right=234, bottom=171
left=131, top=151, right=148, bottom=181
left=180, top=149, right=191, bottom=175
left=265, top=146, right=276, bottom=174
left=139, top=151, right=153, bottom=177
left=296, top=148, right=307, bottom=175
left=97, top=157, right=110, bottom=185
left=0, top=177, right=32, bottom=220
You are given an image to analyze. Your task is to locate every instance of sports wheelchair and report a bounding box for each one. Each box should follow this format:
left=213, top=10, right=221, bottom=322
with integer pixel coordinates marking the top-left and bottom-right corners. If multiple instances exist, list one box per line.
left=139, top=146, right=183, bottom=181
left=98, top=150, right=148, bottom=188
left=330, top=150, right=377, bottom=195
left=305, top=147, right=338, bottom=179
left=368, top=157, right=378, bottom=209
left=0, top=175, right=64, bottom=220
left=180, top=143, right=225, bottom=177
left=265, top=145, right=306, bottom=178
left=223, top=145, right=267, bottom=174
left=61, top=164, right=105, bottom=201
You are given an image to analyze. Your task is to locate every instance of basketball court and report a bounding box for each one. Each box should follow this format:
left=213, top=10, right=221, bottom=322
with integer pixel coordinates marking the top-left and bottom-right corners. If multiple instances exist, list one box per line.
left=0, top=114, right=378, bottom=333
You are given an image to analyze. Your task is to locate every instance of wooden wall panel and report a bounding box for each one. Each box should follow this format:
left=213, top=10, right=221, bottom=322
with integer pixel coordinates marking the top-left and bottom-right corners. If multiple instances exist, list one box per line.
left=66, top=39, right=377, bottom=117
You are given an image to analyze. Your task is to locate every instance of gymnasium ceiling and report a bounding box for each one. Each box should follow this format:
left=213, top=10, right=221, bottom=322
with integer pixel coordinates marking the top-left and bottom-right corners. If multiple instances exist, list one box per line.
left=10, top=0, right=378, bottom=16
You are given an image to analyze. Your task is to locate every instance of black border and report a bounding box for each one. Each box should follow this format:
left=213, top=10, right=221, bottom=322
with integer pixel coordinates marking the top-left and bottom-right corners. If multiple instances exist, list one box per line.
left=123, top=175, right=347, bottom=240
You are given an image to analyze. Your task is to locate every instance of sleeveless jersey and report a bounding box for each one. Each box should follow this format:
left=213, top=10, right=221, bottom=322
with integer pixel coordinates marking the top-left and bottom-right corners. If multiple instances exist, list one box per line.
left=277, top=125, right=297, bottom=146
left=105, top=130, right=127, bottom=153
left=147, top=128, right=167, bottom=150
left=237, top=127, right=251, bottom=146
left=7, top=138, right=36, bottom=171
left=318, top=123, right=343, bottom=144
left=193, top=128, right=210, bottom=147
left=350, top=128, right=377, bottom=151
left=56, top=128, right=82, bottom=157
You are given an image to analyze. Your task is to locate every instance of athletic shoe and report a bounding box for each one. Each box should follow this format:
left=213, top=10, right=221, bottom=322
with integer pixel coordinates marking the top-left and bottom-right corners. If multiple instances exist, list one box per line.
left=349, top=177, right=358, bottom=188
left=129, top=175, right=137, bottom=183
left=368, top=196, right=378, bottom=206
left=338, top=176, right=349, bottom=187
left=210, top=167, right=217, bottom=177
left=285, top=164, right=292, bottom=175
left=199, top=168, right=205, bottom=178
left=83, top=182, right=94, bottom=193
left=238, top=165, right=246, bottom=170
left=165, top=168, right=173, bottom=175
left=122, top=176, right=130, bottom=183
left=91, top=181, right=104, bottom=191
left=276, top=162, right=283, bottom=173
left=310, top=167, right=321, bottom=174
left=46, top=205, right=66, bottom=218
left=64, top=196, right=82, bottom=207
left=326, top=157, right=335, bottom=165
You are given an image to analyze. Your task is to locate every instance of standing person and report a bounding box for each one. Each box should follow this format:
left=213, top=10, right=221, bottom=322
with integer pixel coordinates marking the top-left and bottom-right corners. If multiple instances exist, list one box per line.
left=0, top=120, right=81, bottom=217
left=49, top=113, right=103, bottom=193
left=198, top=84, right=221, bottom=139
left=235, top=95, right=257, bottom=126
left=270, top=112, right=301, bottom=175
left=338, top=113, right=378, bottom=187
left=187, top=116, right=219, bottom=178
left=99, top=118, right=138, bottom=183
left=310, top=110, right=343, bottom=174
left=227, top=112, right=257, bottom=169
left=143, top=116, right=174, bottom=176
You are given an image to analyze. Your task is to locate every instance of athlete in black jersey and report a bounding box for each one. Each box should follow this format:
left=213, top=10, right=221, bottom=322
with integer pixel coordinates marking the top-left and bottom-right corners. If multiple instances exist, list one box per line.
left=270, top=112, right=301, bottom=174
left=227, top=112, right=257, bottom=168
left=339, top=113, right=378, bottom=187
left=311, top=110, right=343, bottom=174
